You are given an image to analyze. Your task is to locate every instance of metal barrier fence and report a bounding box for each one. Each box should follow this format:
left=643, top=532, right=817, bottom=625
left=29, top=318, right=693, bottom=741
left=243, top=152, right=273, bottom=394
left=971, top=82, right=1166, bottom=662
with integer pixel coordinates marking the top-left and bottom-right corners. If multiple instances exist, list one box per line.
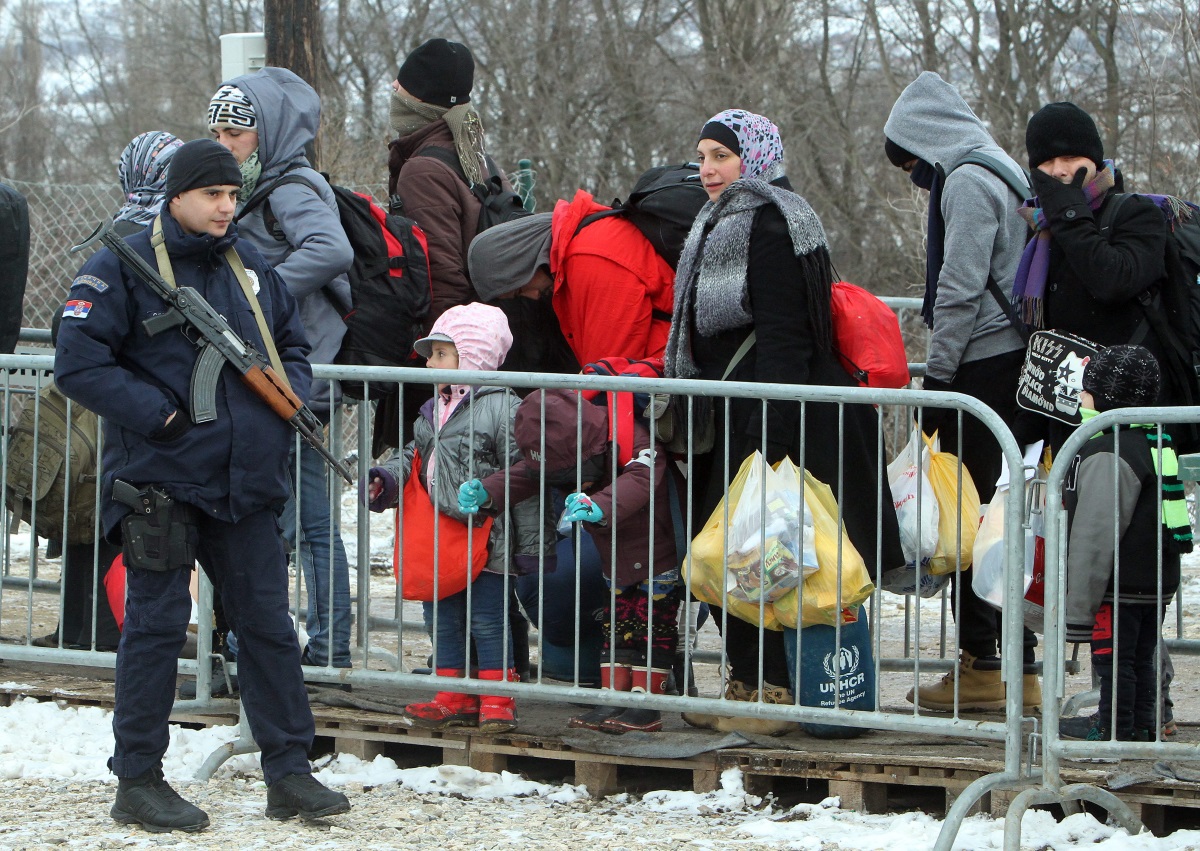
left=1005, top=406, right=1200, bottom=851
left=0, top=350, right=1043, bottom=849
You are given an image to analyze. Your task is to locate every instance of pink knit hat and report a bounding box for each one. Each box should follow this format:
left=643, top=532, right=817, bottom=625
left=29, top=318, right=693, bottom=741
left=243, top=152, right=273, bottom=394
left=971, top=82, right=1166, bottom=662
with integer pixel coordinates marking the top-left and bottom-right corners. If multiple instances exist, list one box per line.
left=413, top=303, right=513, bottom=372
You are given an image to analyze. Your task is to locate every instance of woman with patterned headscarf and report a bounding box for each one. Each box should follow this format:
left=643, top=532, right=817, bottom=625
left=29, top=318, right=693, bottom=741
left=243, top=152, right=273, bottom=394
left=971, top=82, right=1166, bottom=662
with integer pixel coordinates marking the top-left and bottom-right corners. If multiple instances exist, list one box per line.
left=666, top=109, right=902, bottom=736
left=112, top=131, right=183, bottom=235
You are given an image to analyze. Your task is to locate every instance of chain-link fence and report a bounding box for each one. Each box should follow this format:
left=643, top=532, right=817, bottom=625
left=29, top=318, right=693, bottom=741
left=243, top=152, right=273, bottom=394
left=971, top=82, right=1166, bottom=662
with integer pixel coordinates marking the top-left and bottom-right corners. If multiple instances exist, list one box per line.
left=1, top=176, right=391, bottom=332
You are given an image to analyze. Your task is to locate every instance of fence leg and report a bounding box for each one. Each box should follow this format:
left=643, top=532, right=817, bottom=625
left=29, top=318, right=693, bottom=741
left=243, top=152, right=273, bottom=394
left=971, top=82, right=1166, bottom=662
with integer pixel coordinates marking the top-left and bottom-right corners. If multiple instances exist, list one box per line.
left=195, top=699, right=258, bottom=781
left=1002, top=784, right=1144, bottom=851
left=933, top=772, right=1024, bottom=851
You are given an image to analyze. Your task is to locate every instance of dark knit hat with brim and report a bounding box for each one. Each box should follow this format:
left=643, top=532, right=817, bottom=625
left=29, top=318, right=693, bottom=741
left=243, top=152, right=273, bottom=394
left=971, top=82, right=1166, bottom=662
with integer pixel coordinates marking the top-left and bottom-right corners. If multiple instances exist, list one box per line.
left=1082, top=344, right=1161, bottom=411
left=1026, top=102, right=1104, bottom=171
left=163, top=139, right=242, bottom=200
left=396, top=38, right=474, bottom=108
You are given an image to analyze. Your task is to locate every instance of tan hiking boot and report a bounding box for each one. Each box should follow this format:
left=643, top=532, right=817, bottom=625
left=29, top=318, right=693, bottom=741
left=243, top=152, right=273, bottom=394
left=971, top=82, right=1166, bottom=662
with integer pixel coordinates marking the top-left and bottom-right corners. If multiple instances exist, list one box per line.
left=906, top=651, right=1006, bottom=711
left=711, top=680, right=800, bottom=736
left=681, top=678, right=745, bottom=730
left=1021, top=672, right=1042, bottom=710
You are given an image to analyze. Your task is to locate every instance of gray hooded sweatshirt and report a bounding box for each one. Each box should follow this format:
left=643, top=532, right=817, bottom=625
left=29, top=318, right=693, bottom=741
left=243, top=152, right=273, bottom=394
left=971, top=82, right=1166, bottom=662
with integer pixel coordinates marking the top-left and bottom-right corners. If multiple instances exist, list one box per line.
left=884, top=71, right=1027, bottom=382
left=226, top=66, right=353, bottom=417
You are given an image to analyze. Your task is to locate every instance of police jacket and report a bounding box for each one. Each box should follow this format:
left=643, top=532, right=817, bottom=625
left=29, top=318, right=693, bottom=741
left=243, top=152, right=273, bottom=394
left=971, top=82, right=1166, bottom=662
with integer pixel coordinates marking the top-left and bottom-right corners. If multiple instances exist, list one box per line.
left=54, top=207, right=313, bottom=536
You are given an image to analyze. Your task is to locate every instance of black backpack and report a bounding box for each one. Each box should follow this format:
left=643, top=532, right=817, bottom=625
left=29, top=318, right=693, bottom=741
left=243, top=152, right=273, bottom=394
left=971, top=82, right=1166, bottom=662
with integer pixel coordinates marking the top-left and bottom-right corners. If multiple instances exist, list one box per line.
left=0, top=183, right=29, bottom=354
left=575, top=163, right=709, bottom=269
left=407, top=145, right=530, bottom=233
left=237, top=170, right=433, bottom=401
left=1101, top=192, right=1200, bottom=450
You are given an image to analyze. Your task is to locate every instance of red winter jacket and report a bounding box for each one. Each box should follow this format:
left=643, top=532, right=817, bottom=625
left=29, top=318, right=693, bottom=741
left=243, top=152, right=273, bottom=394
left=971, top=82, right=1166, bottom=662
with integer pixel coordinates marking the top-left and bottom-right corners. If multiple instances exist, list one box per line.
left=549, top=190, right=675, bottom=366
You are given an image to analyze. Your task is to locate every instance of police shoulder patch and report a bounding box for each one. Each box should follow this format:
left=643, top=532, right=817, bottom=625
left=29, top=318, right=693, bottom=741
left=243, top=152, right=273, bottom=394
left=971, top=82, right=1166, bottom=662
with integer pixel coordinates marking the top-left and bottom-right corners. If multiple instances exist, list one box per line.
left=71, top=274, right=109, bottom=293
left=63, top=300, right=92, bottom=319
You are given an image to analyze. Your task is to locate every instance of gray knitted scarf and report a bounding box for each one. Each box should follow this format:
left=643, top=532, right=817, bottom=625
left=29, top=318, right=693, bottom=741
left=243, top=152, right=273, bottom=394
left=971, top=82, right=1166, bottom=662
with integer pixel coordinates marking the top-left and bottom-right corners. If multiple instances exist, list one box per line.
left=665, top=177, right=831, bottom=379
left=390, top=89, right=488, bottom=185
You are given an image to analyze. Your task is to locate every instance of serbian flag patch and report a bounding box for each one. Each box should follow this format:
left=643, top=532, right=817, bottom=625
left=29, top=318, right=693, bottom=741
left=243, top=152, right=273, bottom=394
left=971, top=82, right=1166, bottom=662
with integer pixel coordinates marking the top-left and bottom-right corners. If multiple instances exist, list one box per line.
left=63, top=299, right=92, bottom=319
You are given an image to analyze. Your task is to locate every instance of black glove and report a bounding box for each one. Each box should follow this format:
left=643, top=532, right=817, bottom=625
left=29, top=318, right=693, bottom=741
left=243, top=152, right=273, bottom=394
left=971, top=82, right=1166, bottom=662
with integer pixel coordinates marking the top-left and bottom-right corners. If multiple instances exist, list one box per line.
left=1031, top=166, right=1090, bottom=226
left=916, top=375, right=952, bottom=438
left=151, top=409, right=192, bottom=442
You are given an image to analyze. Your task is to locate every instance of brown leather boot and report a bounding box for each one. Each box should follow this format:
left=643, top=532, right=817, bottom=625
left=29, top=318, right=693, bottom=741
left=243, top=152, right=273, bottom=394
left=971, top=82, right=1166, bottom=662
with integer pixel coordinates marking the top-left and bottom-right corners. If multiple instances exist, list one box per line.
left=906, top=651, right=1005, bottom=711
left=712, top=680, right=800, bottom=736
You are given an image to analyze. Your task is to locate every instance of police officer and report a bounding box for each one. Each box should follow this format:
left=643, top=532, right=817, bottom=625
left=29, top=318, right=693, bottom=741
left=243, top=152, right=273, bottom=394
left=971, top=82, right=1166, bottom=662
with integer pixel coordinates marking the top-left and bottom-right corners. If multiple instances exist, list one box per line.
left=54, top=139, right=350, bottom=832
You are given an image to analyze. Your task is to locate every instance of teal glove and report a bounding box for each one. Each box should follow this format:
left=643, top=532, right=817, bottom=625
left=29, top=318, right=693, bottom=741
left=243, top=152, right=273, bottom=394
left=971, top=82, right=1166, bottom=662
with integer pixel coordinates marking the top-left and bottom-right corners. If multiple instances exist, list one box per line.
left=458, top=479, right=488, bottom=515
left=564, top=492, right=604, bottom=524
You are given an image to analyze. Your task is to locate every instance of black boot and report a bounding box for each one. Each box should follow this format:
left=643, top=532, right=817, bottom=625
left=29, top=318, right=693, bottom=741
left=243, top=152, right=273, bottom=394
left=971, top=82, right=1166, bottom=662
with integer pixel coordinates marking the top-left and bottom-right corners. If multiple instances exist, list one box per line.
left=266, top=773, right=351, bottom=821
left=110, top=766, right=209, bottom=833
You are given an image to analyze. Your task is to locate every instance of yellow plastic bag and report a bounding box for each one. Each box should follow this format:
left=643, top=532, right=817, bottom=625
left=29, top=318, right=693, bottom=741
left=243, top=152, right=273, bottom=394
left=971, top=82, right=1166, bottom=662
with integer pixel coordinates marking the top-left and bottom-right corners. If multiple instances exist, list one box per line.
left=774, top=464, right=874, bottom=628
left=683, top=451, right=783, bottom=631
left=924, top=432, right=981, bottom=575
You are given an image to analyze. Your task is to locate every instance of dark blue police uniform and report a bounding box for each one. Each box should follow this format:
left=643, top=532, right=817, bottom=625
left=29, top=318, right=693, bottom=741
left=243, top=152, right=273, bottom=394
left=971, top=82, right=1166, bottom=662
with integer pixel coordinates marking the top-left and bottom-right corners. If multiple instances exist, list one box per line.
left=55, top=207, right=316, bottom=785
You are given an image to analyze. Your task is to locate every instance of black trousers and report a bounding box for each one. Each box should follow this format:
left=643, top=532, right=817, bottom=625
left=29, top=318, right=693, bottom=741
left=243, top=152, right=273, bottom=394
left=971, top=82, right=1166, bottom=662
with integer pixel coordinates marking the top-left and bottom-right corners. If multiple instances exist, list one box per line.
left=1092, top=602, right=1164, bottom=739
left=927, top=349, right=1036, bottom=663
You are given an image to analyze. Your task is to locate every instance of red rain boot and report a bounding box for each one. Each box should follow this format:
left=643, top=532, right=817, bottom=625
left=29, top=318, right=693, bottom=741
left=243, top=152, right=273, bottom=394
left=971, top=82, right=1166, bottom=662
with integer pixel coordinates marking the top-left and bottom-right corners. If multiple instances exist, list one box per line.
left=477, top=668, right=519, bottom=733
left=403, top=668, right=480, bottom=730
left=601, top=667, right=669, bottom=733
left=569, top=663, right=632, bottom=731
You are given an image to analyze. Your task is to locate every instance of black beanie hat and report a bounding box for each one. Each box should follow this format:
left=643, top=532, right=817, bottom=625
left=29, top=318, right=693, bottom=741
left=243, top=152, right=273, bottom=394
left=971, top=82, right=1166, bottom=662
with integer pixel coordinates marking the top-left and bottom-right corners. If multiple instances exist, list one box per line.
left=698, top=121, right=741, bottom=155
left=396, top=38, right=474, bottom=108
left=163, top=139, right=242, bottom=200
left=884, top=137, right=917, bottom=168
left=1082, top=344, right=1161, bottom=411
left=1026, top=102, right=1104, bottom=171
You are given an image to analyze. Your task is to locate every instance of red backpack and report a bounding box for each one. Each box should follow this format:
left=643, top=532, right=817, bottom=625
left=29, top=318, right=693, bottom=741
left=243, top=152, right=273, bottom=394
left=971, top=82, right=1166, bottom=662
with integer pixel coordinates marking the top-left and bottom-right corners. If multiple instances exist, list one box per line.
left=580, top=356, right=665, bottom=466
left=831, top=281, right=910, bottom=388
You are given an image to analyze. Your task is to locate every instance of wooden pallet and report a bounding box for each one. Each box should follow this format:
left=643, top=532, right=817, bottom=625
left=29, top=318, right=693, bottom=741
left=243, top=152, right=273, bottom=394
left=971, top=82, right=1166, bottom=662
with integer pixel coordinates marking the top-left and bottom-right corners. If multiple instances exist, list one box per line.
left=6, top=669, right=1200, bottom=836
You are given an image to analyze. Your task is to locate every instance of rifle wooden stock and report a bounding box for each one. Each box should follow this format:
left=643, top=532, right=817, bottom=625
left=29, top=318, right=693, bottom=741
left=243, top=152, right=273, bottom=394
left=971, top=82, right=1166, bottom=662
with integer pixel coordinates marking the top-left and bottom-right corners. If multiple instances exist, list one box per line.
left=241, top=365, right=305, bottom=421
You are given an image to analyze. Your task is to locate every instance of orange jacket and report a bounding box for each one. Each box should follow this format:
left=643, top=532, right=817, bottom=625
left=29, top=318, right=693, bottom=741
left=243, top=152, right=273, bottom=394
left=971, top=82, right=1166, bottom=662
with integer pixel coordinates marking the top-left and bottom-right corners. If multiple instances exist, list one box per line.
left=549, top=190, right=675, bottom=366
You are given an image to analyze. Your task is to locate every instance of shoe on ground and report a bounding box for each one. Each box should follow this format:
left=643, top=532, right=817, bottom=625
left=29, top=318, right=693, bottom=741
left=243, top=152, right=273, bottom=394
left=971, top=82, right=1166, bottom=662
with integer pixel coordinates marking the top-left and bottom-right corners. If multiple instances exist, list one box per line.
left=178, top=658, right=237, bottom=700
left=1059, top=715, right=1099, bottom=740
left=477, top=695, right=518, bottom=734
left=404, top=691, right=480, bottom=730
left=266, top=773, right=350, bottom=821
left=906, top=651, right=1007, bottom=712
left=110, top=766, right=209, bottom=833
left=711, top=680, right=800, bottom=736
left=31, top=632, right=60, bottom=648
left=568, top=706, right=622, bottom=731
left=600, top=708, right=663, bottom=734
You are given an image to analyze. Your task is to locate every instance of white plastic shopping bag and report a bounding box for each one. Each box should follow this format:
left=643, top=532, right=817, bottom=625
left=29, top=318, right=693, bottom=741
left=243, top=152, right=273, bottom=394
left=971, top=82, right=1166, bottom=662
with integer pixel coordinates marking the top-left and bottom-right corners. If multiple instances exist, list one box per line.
left=887, top=428, right=940, bottom=567
left=971, top=443, right=1047, bottom=633
left=726, top=452, right=819, bottom=603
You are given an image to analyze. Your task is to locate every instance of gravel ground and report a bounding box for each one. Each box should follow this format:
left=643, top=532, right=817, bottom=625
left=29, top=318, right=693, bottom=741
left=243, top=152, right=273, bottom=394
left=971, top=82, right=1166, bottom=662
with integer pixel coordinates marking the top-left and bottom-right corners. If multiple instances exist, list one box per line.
left=0, top=769, right=787, bottom=851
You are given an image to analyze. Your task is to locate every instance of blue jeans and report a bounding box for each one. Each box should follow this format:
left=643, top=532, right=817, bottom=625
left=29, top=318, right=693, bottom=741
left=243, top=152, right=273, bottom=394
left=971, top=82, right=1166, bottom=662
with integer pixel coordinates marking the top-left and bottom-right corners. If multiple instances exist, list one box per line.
left=282, top=441, right=352, bottom=667
left=424, top=571, right=513, bottom=671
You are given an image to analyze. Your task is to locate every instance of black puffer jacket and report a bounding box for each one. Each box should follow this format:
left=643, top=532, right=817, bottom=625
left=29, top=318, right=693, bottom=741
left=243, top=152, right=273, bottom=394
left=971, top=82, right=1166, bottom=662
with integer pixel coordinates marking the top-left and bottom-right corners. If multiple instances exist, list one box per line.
left=1042, top=190, right=1168, bottom=361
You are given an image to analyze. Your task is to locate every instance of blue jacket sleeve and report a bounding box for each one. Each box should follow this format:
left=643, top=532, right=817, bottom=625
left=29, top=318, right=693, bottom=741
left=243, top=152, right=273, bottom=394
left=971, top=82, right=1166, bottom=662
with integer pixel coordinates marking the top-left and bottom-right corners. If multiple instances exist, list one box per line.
left=53, top=254, right=178, bottom=436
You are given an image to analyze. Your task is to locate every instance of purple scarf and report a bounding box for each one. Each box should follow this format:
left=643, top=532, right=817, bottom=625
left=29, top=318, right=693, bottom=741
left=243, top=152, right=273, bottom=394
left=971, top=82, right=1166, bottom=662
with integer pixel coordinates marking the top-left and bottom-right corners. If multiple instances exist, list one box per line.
left=1011, top=160, right=1116, bottom=329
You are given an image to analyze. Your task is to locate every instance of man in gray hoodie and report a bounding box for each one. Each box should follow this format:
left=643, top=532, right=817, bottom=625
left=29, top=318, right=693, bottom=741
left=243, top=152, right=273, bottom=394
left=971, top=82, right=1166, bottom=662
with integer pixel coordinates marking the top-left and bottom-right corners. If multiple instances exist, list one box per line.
left=209, top=67, right=355, bottom=674
left=884, top=71, right=1037, bottom=711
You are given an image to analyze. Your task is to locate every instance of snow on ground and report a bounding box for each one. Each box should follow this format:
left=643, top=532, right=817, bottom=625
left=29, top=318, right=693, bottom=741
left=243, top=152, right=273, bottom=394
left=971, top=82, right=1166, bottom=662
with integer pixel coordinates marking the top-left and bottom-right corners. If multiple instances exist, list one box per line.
left=0, top=698, right=1198, bottom=850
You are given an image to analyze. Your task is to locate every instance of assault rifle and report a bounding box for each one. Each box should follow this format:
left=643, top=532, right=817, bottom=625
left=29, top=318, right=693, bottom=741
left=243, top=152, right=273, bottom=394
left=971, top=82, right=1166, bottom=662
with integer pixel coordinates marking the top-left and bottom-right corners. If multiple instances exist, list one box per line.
left=71, top=219, right=353, bottom=484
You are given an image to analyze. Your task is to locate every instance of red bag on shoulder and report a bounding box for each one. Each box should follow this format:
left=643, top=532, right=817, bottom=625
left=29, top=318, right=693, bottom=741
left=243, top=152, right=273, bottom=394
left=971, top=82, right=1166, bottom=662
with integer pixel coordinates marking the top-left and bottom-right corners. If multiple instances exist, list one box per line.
left=831, top=281, right=910, bottom=388
left=392, top=452, right=493, bottom=601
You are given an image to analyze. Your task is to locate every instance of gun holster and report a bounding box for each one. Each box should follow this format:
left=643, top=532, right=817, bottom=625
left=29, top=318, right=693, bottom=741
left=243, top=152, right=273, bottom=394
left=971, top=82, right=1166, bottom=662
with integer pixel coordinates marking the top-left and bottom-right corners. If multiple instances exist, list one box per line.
left=113, top=480, right=200, bottom=572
